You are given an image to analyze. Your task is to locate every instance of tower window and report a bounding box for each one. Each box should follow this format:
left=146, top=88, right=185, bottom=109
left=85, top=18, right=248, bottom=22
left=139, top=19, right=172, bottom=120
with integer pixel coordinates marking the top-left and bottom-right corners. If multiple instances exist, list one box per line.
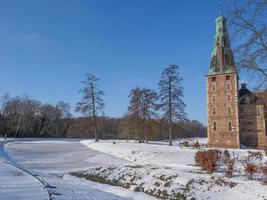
left=226, top=75, right=230, bottom=80
left=212, top=95, right=216, bottom=102
left=227, top=94, right=231, bottom=101
left=226, top=82, right=231, bottom=90
left=212, top=106, right=216, bottom=115
left=212, top=82, right=216, bottom=91
left=213, top=122, right=217, bottom=131
left=212, top=77, right=216, bottom=82
left=227, top=106, right=232, bottom=115
left=228, top=121, right=232, bottom=131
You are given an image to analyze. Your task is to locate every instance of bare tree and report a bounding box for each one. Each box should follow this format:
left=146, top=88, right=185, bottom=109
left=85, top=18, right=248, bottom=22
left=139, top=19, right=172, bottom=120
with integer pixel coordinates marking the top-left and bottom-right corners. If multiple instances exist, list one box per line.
left=0, top=93, right=11, bottom=136
left=226, top=0, right=267, bottom=89
left=128, top=87, right=143, bottom=142
left=158, top=64, right=187, bottom=146
left=140, top=88, right=158, bottom=143
left=56, top=101, right=71, bottom=119
left=118, top=113, right=135, bottom=140
left=76, top=73, right=105, bottom=142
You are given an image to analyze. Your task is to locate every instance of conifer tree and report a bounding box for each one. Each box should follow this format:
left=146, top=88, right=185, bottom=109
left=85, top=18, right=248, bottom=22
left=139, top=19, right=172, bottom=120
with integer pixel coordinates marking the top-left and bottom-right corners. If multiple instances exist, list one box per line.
left=158, top=64, right=187, bottom=145
left=76, top=73, right=104, bottom=142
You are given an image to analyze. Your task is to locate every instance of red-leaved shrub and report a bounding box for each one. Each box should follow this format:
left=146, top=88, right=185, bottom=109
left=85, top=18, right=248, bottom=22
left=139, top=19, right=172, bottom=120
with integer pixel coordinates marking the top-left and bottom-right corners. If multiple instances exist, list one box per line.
left=195, top=150, right=221, bottom=173
left=244, top=161, right=258, bottom=180
left=260, top=164, right=267, bottom=178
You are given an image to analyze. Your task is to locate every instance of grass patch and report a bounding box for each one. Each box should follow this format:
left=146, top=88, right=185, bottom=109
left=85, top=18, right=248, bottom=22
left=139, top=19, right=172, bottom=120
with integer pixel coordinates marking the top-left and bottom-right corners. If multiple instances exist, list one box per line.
left=70, top=168, right=189, bottom=200
left=125, top=165, right=144, bottom=168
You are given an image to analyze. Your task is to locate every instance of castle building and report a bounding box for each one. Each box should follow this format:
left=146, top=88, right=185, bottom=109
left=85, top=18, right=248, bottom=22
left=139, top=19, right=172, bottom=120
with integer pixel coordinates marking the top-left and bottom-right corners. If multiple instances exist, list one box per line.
left=206, top=15, right=267, bottom=149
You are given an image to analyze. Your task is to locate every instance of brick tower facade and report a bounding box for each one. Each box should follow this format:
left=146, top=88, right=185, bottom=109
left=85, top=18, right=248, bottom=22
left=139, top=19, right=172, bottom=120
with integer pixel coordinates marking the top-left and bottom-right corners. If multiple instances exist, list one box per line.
left=207, top=16, right=240, bottom=148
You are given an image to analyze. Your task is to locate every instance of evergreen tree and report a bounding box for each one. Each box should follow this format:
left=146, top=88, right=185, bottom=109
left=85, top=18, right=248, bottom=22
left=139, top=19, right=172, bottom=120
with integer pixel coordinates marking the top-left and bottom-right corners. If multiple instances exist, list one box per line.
left=158, top=64, right=187, bottom=145
left=76, top=73, right=104, bottom=142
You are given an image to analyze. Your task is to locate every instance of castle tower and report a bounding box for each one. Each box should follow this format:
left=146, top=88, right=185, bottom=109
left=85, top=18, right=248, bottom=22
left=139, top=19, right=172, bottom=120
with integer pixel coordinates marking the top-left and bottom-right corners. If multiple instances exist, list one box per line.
left=206, top=16, right=240, bottom=148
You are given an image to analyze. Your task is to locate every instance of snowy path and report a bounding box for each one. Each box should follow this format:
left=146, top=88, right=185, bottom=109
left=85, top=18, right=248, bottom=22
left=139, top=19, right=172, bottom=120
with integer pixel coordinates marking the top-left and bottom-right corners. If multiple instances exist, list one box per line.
left=0, top=138, right=154, bottom=200
left=0, top=160, right=49, bottom=200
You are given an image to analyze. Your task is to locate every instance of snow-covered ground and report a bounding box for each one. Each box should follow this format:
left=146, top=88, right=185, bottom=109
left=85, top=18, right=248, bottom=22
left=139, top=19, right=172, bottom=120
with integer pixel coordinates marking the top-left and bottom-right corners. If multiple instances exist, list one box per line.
left=81, top=139, right=265, bottom=167
left=0, top=160, right=49, bottom=200
left=81, top=139, right=267, bottom=200
left=0, top=139, right=155, bottom=200
left=1, top=138, right=267, bottom=200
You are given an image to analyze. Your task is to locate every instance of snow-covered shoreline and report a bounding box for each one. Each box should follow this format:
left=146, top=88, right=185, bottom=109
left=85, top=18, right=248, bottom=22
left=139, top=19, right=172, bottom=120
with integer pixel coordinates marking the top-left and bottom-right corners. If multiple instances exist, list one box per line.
left=81, top=139, right=266, bottom=167
left=80, top=139, right=267, bottom=200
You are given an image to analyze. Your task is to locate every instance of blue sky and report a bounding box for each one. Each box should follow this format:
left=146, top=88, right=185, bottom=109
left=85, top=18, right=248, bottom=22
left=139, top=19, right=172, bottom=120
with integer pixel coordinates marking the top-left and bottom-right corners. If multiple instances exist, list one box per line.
left=0, top=0, right=235, bottom=124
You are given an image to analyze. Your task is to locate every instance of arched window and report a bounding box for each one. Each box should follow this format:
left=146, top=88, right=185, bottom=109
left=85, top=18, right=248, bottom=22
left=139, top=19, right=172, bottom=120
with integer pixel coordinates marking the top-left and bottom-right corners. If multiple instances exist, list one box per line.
left=227, top=94, right=231, bottom=101
left=212, top=82, right=216, bottom=91
left=212, top=106, right=216, bottom=115
left=212, top=95, right=216, bottom=102
left=228, top=121, right=232, bottom=131
left=213, top=121, right=216, bottom=131
left=226, top=82, right=231, bottom=90
left=227, top=106, right=232, bottom=115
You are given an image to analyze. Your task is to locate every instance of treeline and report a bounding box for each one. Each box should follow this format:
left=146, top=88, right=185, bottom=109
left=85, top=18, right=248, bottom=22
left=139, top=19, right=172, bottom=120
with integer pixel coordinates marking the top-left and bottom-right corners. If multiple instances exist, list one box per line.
left=0, top=93, right=206, bottom=139
left=0, top=94, right=72, bottom=137
left=67, top=116, right=206, bottom=139
left=0, top=64, right=207, bottom=140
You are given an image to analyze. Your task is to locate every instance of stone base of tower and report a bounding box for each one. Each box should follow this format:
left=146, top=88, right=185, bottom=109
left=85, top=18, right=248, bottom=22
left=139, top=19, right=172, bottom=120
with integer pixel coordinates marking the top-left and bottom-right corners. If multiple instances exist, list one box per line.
left=208, top=143, right=240, bottom=149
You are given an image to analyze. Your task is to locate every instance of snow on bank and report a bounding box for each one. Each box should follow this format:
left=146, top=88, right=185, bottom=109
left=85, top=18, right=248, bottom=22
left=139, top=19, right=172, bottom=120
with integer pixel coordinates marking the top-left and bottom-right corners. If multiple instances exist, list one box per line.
left=64, top=174, right=156, bottom=200
left=81, top=140, right=197, bottom=167
left=73, top=164, right=267, bottom=200
left=80, top=139, right=267, bottom=200
left=81, top=139, right=265, bottom=167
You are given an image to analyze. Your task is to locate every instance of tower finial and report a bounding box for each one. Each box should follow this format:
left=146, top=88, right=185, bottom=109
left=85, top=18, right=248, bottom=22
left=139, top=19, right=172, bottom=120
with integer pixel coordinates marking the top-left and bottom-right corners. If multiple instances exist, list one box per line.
left=219, top=0, right=223, bottom=16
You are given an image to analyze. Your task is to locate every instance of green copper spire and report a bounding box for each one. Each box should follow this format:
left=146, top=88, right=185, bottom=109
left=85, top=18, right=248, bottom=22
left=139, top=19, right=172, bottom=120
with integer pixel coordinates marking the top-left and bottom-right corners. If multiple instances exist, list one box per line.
left=208, top=16, right=236, bottom=75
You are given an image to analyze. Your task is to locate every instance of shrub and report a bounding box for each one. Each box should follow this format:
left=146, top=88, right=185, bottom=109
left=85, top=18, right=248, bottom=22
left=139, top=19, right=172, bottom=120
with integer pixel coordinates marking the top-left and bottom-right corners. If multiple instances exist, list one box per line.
left=244, top=161, right=258, bottom=180
left=260, top=163, right=267, bottom=178
left=225, top=159, right=235, bottom=178
left=180, top=141, right=189, bottom=147
left=248, top=151, right=263, bottom=161
left=192, top=141, right=200, bottom=148
left=223, top=150, right=230, bottom=161
left=195, top=150, right=221, bottom=173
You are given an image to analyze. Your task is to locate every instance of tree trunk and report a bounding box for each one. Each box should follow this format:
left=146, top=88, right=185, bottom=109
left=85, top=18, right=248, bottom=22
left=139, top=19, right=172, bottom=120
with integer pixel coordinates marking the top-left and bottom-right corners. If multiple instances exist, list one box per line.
left=38, top=116, right=45, bottom=135
left=91, top=84, right=99, bottom=142
left=15, top=115, right=22, bottom=137
left=136, top=113, right=141, bottom=143
left=144, top=119, right=148, bottom=144
left=168, top=80, right=173, bottom=146
left=169, top=120, right=172, bottom=146
left=93, top=114, right=98, bottom=142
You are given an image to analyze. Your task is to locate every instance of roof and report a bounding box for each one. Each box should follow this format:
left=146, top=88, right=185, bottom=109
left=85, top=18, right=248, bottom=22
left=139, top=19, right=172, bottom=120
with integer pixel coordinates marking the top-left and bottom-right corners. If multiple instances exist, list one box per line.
left=239, top=86, right=266, bottom=105
left=239, top=84, right=252, bottom=98
left=208, top=16, right=237, bottom=75
left=253, top=91, right=267, bottom=103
